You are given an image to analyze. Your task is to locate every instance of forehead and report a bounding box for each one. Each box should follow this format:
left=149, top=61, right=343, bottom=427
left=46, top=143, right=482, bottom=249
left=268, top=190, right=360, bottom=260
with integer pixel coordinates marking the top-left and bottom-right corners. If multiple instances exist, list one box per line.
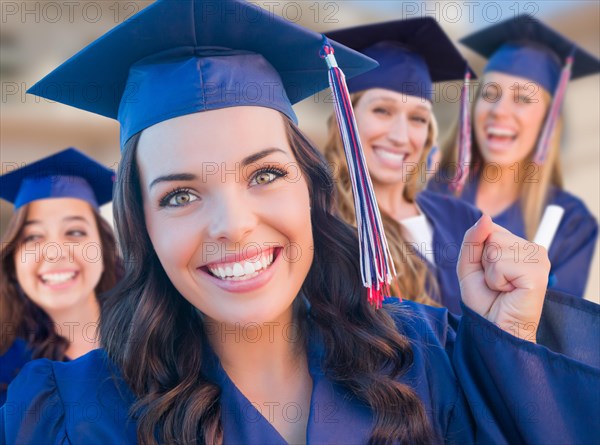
left=136, top=107, right=291, bottom=174
left=359, top=88, right=432, bottom=110
left=483, top=71, right=544, bottom=93
left=25, top=198, right=95, bottom=222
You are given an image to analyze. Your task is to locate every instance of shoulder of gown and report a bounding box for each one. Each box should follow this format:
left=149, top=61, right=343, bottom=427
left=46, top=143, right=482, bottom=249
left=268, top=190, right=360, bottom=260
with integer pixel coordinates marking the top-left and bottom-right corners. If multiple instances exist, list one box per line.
left=546, top=188, right=598, bottom=296
left=417, top=189, right=482, bottom=226
left=0, top=338, right=32, bottom=406
left=1, top=348, right=136, bottom=444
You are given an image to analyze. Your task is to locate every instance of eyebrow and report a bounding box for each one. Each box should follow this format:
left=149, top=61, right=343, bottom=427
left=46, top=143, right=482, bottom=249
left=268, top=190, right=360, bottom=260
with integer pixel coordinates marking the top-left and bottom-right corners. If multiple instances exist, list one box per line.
left=149, top=173, right=197, bottom=190
left=366, top=96, right=431, bottom=111
left=241, top=148, right=288, bottom=167
left=366, top=96, right=397, bottom=104
left=23, top=216, right=91, bottom=227
left=148, top=148, right=288, bottom=190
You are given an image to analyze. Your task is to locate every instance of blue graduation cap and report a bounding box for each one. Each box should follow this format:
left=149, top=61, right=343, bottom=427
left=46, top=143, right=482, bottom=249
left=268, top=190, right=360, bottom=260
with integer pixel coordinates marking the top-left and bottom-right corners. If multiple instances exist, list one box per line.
left=460, top=14, right=600, bottom=164
left=326, top=17, right=475, bottom=101
left=461, top=14, right=600, bottom=94
left=25, top=0, right=396, bottom=305
left=26, top=0, right=377, bottom=148
left=0, top=148, right=115, bottom=209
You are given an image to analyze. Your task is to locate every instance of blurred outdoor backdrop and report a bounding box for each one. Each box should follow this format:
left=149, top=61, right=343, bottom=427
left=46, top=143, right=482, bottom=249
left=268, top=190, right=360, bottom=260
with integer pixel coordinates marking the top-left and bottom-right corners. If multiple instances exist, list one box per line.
left=1, top=0, right=598, bottom=301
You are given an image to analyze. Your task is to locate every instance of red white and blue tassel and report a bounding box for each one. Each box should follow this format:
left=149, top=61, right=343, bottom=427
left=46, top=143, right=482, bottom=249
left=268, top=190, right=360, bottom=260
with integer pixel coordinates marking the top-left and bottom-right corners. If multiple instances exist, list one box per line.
left=534, top=50, right=574, bottom=165
left=451, top=70, right=472, bottom=193
left=319, top=36, right=397, bottom=308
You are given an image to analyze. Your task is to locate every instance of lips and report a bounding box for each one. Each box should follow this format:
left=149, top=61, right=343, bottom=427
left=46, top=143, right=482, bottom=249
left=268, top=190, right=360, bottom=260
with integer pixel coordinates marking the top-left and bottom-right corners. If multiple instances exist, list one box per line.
left=39, top=270, right=79, bottom=288
left=373, top=145, right=408, bottom=166
left=485, top=125, right=517, bottom=150
left=201, top=247, right=279, bottom=282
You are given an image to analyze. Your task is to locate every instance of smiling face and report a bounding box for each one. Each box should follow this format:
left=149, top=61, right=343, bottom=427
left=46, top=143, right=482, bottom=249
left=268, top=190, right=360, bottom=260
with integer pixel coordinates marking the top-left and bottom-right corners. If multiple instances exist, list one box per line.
left=137, top=106, right=314, bottom=327
left=474, top=72, right=550, bottom=166
left=14, top=198, right=104, bottom=316
left=353, top=88, right=432, bottom=186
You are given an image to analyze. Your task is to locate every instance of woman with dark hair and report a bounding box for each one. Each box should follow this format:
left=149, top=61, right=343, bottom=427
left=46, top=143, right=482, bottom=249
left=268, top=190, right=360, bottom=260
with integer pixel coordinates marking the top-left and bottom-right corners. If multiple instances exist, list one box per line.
left=323, top=18, right=483, bottom=313
left=2, top=1, right=598, bottom=444
left=0, top=148, right=120, bottom=405
left=430, top=15, right=599, bottom=298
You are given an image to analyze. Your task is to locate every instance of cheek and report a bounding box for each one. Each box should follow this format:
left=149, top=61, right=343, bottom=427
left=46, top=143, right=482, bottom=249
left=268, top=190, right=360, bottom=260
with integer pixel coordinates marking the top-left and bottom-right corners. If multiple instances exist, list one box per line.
left=266, top=182, right=313, bottom=260
left=78, top=237, right=105, bottom=284
left=473, top=102, right=490, bottom=141
left=356, top=114, right=381, bottom=144
left=14, top=248, right=37, bottom=287
left=521, top=105, right=547, bottom=132
left=145, top=212, right=200, bottom=273
left=474, top=100, right=489, bottom=123
left=411, top=126, right=429, bottom=153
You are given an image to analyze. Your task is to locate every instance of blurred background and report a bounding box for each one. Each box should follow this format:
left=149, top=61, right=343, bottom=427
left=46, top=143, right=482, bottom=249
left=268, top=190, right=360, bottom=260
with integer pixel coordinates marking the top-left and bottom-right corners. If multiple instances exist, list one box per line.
left=1, top=0, right=598, bottom=301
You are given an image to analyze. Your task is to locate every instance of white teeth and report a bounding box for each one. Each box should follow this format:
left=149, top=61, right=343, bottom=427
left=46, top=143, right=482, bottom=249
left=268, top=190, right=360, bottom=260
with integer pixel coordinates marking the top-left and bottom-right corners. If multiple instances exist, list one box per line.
left=207, top=250, right=276, bottom=280
left=487, top=127, right=516, bottom=137
left=41, top=272, right=76, bottom=284
left=243, top=262, right=254, bottom=275
left=233, top=263, right=244, bottom=277
left=375, top=147, right=407, bottom=162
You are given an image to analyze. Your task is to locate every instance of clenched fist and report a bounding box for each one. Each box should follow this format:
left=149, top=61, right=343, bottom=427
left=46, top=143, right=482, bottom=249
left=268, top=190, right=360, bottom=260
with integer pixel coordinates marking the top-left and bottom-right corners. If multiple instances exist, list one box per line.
left=458, top=215, right=551, bottom=342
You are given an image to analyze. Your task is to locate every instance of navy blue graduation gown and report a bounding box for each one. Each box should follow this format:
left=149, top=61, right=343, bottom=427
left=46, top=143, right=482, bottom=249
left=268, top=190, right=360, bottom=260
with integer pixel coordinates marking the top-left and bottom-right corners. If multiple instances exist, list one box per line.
left=0, top=339, right=32, bottom=406
left=2, top=298, right=598, bottom=444
left=416, top=190, right=481, bottom=313
left=428, top=178, right=598, bottom=297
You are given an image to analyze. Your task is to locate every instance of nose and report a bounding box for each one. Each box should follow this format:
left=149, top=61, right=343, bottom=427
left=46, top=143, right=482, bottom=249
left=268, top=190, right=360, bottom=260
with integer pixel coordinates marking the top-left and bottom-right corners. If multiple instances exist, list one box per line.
left=387, top=114, right=409, bottom=145
left=42, top=240, right=67, bottom=263
left=489, top=94, right=511, bottom=117
left=206, top=189, right=258, bottom=243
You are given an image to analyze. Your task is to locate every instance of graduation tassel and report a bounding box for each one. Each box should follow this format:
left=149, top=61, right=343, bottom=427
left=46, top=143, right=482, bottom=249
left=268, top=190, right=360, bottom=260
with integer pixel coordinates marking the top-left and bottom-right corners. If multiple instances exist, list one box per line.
left=451, top=70, right=472, bottom=193
left=534, top=50, right=574, bottom=165
left=319, top=36, right=397, bottom=308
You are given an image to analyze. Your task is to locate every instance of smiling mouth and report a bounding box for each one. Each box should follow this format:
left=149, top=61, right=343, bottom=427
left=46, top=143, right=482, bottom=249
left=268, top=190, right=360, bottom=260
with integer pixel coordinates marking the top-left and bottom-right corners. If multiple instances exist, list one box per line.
left=486, top=126, right=517, bottom=146
left=373, top=146, right=408, bottom=164
left=202, top=248, right=280, bottom=281
left=39, top=271, right=79, bottom=285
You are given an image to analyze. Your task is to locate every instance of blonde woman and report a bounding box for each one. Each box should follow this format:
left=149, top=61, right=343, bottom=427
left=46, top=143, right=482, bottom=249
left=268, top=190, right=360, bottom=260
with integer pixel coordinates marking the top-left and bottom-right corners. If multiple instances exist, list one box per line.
left=430, top=15, right=599, bottom=298
left=324, top=18, right=481, bottom=313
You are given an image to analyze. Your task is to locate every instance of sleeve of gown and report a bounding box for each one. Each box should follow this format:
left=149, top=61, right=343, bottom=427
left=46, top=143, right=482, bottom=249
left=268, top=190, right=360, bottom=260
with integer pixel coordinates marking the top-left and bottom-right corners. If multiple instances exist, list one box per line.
left=548, top=207, right=598, bottom=297
left=450, top=302, right=600, bottom=445
left=1, top=359, right=69, bottom=445
left=537, top=289, right=600, bottom=368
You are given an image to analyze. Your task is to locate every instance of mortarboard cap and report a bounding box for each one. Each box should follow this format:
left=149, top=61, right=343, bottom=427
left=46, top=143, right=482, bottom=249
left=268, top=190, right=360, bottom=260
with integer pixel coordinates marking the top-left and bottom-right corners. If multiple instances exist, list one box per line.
left=27, top=0, right=378, bottom=147
left=0, top=148, right=115, bottom=209
left=326, top=17, right=474, bottom=101
left=460, top=14, right=600, bottom=94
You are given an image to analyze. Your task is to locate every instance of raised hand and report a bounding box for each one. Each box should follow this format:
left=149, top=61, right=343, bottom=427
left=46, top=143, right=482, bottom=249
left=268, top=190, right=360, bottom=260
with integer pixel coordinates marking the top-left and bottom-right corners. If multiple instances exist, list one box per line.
left=457, top=215, right=550, bottom=342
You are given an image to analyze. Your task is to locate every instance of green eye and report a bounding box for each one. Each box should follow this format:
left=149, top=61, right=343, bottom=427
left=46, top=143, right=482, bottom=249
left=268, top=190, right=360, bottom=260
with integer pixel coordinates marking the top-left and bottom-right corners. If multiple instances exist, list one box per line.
left=169, top=191, right=196, bottom=206
left=249, top=167, right=287, bottom=187
left=160, top=189, right=199, bottom=207
left=254, top=172, right=276, bottom=185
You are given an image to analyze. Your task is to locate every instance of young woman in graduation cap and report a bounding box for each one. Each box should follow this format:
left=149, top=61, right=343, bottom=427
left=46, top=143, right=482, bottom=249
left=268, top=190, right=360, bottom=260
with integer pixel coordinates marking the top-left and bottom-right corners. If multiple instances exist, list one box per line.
left=0, top=148, right=120, bottom=405
left=3, top=1, right=599, bottom=444
left=430, top=15, right=599, bottom=298
left=323, top=18, right=482, bottom=314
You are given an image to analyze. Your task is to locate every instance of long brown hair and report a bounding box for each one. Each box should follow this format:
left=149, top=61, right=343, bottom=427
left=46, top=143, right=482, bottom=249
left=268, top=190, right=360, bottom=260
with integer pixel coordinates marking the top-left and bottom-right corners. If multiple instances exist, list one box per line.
left=439, top=79, right=563, bottom=240
left=0, top=204, right=120, bottom=359
left=323, top=91, right=439, bottom=306
left=101, top=118, right=435, bottom=445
